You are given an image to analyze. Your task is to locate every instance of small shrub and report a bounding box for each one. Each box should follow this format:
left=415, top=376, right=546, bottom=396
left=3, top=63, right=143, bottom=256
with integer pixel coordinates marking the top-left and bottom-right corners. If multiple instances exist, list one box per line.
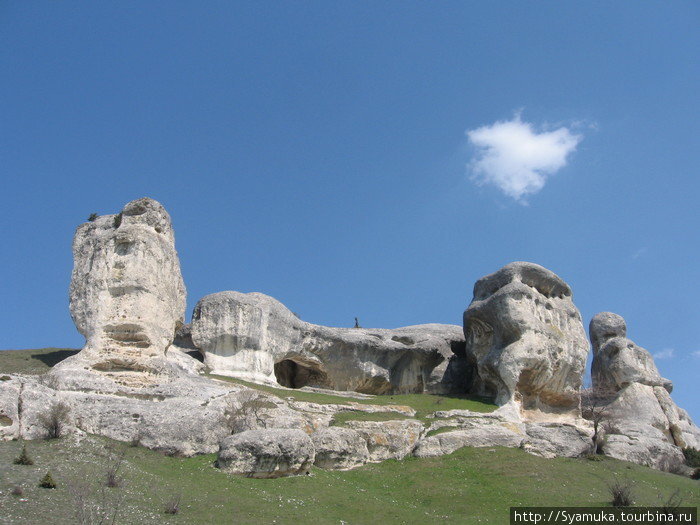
left=659, top=489, right=684, bottom=515
left=70, top=479, right=126, bottom=525
left=14, top=444, right=34, bottom=465
left=223, top=390, right=275, bottom=433
left=113, top=212, right=122, bottom=228
left=38, top=401, right=70, bottom=439
left=11, top=486, right=24, bottom=497
left=87, top=213, right=98, bottom=222
left=105, top=450, right=125, bottom=488
left=0, top=375, right=11, bottom=381
left=682, top=447, right=700, bottom=468
left=585, top=453, right=604, bottom=462
left=39, top=471, right=57, bottom=489
left=164, top=494, right=181, bottom=515
left=692, top=468, right=700, bottom=480
left=608, top=480, right=634, bottom=507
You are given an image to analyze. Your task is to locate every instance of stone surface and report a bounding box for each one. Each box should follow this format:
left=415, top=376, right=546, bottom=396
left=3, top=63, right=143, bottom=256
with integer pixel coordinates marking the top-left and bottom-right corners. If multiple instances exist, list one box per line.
left=217, top=429, right=315, bottom=477
left=414, top=425, right=524, bottom=457
left=66, top=198, right=186, bottom=380
left=463, top=262, right=589, bottom=418
left=311, top=426, right=369, bottom=470
left=344, top=419, right=423, bottom=462
left=590, top=312, right=672, bottom=393
left=522, top=422, right=593, bottom=458
left=191, top=291, right=466, bottom=394
left=588, top=312, right=700, bottom=470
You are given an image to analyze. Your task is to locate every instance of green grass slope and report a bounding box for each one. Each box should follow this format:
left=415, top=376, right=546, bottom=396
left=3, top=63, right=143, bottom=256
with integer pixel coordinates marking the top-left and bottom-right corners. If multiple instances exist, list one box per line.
left=0, top=348, right=79, bottom=376
left=0, top=436, right=697, bottom=524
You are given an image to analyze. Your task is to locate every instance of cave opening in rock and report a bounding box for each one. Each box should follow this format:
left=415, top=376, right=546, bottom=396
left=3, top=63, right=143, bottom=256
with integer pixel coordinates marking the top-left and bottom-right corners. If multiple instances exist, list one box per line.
left=274, top=359, right=329, bottom=389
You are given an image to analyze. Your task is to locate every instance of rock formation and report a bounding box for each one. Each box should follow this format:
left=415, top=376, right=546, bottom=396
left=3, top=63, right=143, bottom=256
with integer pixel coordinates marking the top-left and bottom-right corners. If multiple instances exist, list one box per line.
left=191, top=291, right=466, bottom=395
left=463, top=262, right=589, bottom=418
left=2, top=196, right=700, bottom=478
left=590, top=312, right=672, bottom=393
left=589, top=312, right=700, bottom=469
left=217, top=429, right=316, bottom=478
left=65, top=197, right=186, bottom=383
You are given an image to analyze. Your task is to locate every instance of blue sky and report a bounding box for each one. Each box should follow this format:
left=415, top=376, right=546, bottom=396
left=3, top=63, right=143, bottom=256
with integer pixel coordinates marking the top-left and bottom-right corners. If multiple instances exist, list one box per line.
left=1, top=2, right=698, bottom=418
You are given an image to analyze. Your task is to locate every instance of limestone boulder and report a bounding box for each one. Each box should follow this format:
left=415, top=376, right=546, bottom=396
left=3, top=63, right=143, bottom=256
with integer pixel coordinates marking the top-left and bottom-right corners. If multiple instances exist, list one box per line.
left=217, top=429, right=315, bottom=478
left=344, top=419, right=424, bottom=462
left=463, top=262, right=589, bottom=417
left=590, top=312, right=672, bottom=393
left=191, top=291, right=466, bottom=394
left=65, top=197, right=186, bottom=380
left=311, top=426, right=369, bottom=470
left=588, top=312, right=700, bottom=470
left=522, top=422, right=593, bottom=458
left=414, top=425, right=524, bottom=458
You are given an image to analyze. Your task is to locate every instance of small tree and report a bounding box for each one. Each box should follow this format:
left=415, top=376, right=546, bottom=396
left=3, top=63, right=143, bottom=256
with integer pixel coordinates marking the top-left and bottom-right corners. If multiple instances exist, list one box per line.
left=580, top=386, right=616, bottom=454
left=38, top=401, right=71, bottom=439
left=39, top=471, right=57, bottom=489
left=13, top=444, right=34, bottom=465
left=105, top=449, right=126, bottom=488
left=223, top=390, right=276, bottom=434
left=682, top=447, right=700, bottom=468
left=88, top=213, right=98, bottom=222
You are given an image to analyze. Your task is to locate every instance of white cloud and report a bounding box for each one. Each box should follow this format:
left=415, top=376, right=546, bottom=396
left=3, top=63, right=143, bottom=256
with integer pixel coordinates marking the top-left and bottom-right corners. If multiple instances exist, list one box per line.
left=653, top=348, right=675, bottom=360
left=467, top=114, right=582, bottom=202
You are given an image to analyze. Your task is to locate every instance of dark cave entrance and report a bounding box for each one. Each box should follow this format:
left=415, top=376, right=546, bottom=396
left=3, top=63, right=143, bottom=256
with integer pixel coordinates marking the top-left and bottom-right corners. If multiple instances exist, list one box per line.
left=274, top=359, right=329, bottom=389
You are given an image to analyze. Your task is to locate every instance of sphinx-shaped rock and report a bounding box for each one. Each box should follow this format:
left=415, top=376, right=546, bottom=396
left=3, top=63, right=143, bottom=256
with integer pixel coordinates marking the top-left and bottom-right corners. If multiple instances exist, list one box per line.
left=463, top=262, right=589, bottom=418
left=589, top=312, right=700, bottom=469
left=65, top=198, right=186, bottom=381
left=191, top=291, right=465, bottom=394
left=590, top=312, right=672, bottom=393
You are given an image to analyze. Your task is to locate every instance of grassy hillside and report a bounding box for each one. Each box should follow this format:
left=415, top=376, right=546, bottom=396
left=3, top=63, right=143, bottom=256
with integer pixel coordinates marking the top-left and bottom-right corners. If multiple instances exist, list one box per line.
left=1, top=436, right=697, bottom=524
left=207, top=374, right=498, bottom=420
left=1, top=348, right=698, bottom=523
left=0, top=348, right=79, bottom=376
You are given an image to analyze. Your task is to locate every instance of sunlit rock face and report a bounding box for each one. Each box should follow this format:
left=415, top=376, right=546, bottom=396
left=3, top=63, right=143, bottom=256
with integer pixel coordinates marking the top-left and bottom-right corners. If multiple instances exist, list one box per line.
left=68, top=198, right=186, bottom=375
left=590, top=312, right=672, bottom=393
left=191, top=291, right=465, bottom=395
left=588, top=311, right=700, bottom=468
left=463, top=262, right=589, bottom=418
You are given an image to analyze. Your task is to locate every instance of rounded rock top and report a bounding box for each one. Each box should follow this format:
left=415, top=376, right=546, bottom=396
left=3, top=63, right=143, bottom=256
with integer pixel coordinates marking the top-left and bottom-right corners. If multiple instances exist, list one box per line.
left=472, top=261, right=572, bottom=301
left=589, top=312, right=627, bottom=353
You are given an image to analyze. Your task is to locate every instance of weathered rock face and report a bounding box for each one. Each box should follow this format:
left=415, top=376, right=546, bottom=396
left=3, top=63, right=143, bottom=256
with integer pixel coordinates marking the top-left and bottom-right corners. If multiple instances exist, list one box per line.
left=588, top=312, right=700, bottom=470
left=311, top=426, right=369, bottom=470
left=344, top=419, right=423, bottom=462
left=191, top=291, right=466, bottom=395
left=217, top=429, right=315, bottom=478
left=463, top=262, right=589, bottom=417
left=590, top=312, right=672, bottom=393
left=67, top=198, right=186, bottom=377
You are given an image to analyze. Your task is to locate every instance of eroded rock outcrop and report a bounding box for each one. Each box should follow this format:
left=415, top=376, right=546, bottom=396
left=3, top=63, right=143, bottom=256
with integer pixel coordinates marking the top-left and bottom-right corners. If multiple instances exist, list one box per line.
left=463, top=262, right=589, bottom=418
left=191, top=291, right=466, bottom=395
left=588, top=312, right=700, bottom=469
left=217, top=429, right=315, bottom=478
left=590, top=312, right=672, bottom=393
left=311, top=426, right=370, bottom=469
left=65, top=198, right=186, bottom=383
